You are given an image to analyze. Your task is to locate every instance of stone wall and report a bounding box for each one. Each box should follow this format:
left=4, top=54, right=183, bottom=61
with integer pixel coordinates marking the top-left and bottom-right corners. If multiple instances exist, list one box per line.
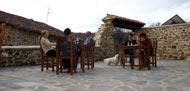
left=94, top=23, right=190, bottom=61
left=94, top=23, right=115, bottom=61
left=0, top=25, right=56, bottom=66
left=1, top=46, right=41, bottom=67
left=3, top=25, right=56, bottom=46
left=136, top=23, right=190, bottom=60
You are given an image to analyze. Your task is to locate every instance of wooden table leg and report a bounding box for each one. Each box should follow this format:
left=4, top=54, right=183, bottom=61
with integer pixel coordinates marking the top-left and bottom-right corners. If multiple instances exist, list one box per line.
left=56, top=58, right=59, bottom=75
left=120, top=49, right=125, bottom=68
left=131, top=56, right=134, bottom=69
left=138, top=53, right=142, bottom=70
left=81, top=46, right=85, bottom=73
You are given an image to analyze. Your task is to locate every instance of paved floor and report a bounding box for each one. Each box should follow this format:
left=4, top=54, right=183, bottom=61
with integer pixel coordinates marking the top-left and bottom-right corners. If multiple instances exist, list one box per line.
left=0, top=60, right=190, bottom=91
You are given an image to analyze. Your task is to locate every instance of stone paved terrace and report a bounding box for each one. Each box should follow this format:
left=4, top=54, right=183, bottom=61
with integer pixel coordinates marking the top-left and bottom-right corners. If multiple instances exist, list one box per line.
left=0, top=60, right=190, bottom=91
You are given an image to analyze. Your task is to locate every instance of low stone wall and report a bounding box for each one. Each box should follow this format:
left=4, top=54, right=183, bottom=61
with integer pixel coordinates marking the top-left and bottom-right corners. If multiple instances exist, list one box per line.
left=0, top=46, right=41, bottom=67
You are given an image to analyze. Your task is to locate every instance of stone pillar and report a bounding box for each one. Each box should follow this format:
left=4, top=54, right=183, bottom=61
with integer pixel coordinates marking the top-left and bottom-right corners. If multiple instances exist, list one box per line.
left=94, top=23, right=115, bottom=61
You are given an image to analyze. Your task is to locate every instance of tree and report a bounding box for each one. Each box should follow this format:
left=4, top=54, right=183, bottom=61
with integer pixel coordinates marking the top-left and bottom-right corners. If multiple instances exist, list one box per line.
left=149, top=22, right=161, bottom=27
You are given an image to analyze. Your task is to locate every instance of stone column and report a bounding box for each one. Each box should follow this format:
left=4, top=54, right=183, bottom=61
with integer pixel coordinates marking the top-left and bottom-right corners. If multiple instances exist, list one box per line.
left=94, top=23, right=115, bottom=61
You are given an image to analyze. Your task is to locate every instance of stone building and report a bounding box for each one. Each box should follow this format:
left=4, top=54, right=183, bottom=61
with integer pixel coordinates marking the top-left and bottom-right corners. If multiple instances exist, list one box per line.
left=162, top=14, right=186, bottom=25
left=0, top=10, right=63, bottom=66
left=0, top=11, right=63, bottom=46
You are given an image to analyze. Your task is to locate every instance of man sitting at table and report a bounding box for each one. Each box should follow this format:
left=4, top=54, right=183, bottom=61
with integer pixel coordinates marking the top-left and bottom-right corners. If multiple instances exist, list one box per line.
left=84, top=31, right=94, bottom=46
left=60, top=28, right=78, bottom=72
left=77, top=31, right=94, bottom=54
left=122, top=33, right=137, bottom=63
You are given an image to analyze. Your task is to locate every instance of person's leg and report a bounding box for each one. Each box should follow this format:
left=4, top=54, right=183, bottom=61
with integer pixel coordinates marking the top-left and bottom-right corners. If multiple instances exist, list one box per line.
left=128, top=50, right=134, bottom=63
left=62, top=59, right=70, bottom=71
left=75, top=56, right=79, bottom=70
left=46, top=50, right=56, bottom=57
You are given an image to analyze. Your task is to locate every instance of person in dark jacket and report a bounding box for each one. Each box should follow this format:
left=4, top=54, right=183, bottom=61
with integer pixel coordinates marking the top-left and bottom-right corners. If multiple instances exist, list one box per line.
left=84, top=31, right=93, bottom=46
left=123, top=33, right=137, bottom=54
left=59, top=28, right=78, bottom=72
left=122, top=33, right=137, bottom=63
left=139, top=33, right=153, bottom=55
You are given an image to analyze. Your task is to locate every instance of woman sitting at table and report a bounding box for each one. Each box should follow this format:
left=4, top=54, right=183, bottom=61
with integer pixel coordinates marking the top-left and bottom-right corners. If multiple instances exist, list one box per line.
left=40, top=30, right=56, bottom=57
left=139, top=33, right=153, bottom=55
left=60, top=28, right=78, bottom=72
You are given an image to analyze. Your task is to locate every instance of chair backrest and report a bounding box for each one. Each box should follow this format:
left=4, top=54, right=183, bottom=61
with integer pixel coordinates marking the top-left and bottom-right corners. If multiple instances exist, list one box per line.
left=56, top=36, right=74, bottom=58
left=85, top=40, right=95, bottom=58
left=0, top=23, right=6, bottom=57
left=151, top=38, right=157, bottom=55
left=138, top=38, right=151, bottom=57
left=0, top=23, right=6, bottom=49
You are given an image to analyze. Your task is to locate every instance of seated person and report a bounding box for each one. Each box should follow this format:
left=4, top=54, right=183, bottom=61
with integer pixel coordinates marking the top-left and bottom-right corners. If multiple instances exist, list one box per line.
left=122, top=33, right=137, bottom=63
left=77, top=31, right=94, bottom=57
left=122, top=33, right=137, bottom=55
left=59, top=28, right=78, bottom=72
left=139, top=33, right=153, bottom=55
left=84, top=31, right=94, bottom=46
left=139, top=33, right=154, bottom=65
left=40, top=30, right=56, bottom=57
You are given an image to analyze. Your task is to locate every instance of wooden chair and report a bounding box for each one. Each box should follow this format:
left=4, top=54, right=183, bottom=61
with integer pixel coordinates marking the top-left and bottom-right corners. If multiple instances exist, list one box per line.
left=140, top=41, right=151, bottom=70
left=84, top=41, right=95, bottom=70
left=0, top=23, right=6, bottom=58
left=56, top=36, right=77, bottom=75
left=150, top=38, right=157, bottom=67
left=39, top=37, right=55, bottom=72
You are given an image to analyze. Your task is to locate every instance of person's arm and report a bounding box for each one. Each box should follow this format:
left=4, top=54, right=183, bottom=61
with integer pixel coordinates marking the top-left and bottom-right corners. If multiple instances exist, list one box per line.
left=41, top=38, right=56, bottom=47
left=84, top=38, right=93, bottom=46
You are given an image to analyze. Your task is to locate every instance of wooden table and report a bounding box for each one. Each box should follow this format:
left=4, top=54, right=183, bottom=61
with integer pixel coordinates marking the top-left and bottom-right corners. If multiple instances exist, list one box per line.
left=120, top=45, right=143, bottom=70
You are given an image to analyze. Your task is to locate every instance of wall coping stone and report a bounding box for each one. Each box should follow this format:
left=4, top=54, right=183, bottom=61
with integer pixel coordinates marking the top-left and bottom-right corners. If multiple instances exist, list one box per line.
left=2, top=46, right=40, bottom=50
left=143, top=23, right=190, bottom=29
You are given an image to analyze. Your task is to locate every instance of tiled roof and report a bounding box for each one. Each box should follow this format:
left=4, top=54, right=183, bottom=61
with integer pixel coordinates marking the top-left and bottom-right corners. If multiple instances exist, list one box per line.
left=112, top=14, right=145, bottom=25
left=103, top=14, right=145, bottom=30
left=0, top=10, right=63, bottom=36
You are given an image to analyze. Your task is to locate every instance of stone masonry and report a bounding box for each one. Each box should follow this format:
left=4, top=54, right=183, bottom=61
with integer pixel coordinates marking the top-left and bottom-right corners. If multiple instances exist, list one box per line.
left=94, top=23, right=190, bottom=61
left=1, top=47, right=40, bottom=67
left=3, top=26, right=56, bottom=46
left=94, top=23, right=115, bottom=61
left=136, top=23, right=190, bottom=60
left=1, top=25, right=56, bottom=67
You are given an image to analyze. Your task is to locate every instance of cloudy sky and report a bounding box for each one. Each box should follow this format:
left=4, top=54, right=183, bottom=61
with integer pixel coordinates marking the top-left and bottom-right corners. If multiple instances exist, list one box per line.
left=0, top=0, right=190, bottom=32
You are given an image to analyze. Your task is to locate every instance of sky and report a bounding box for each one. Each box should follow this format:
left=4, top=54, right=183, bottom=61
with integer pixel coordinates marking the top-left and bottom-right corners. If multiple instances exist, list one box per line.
left=0, top=0, right=190, bottom=32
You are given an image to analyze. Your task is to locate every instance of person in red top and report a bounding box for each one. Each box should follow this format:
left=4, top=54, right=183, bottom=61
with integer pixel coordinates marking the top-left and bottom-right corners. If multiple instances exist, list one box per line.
left=139, top=33, right=154, bottom=55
